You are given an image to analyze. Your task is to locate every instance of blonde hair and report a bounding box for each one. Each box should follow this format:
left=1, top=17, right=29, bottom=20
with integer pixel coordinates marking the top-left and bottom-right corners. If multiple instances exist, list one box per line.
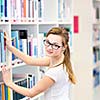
left=46, top=27, right=77, bottom=84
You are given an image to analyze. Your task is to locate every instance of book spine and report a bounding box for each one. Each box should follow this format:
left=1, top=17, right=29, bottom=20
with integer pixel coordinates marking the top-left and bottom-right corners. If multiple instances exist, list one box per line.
left=23, top=0, right=26, bottom=17
left=1, top=84, right=5, bottom=100
left=27, top=74, right=35, bottom=88
left=32, top=37, right=38, bottom=58
left=4, top=0, right=8, bottom=18
left=4, top=84, right=8, bottom=100
left=11, top=30, right=19, bottom=61
left=8, top=87, right=11, bottom=100
left=0, top=85, right=2, bottom=100
left=0, top=0, right=1, bottom=18
left=0, top=32, right=6, bottom=64
left=1, top=0, right=4, bottom=18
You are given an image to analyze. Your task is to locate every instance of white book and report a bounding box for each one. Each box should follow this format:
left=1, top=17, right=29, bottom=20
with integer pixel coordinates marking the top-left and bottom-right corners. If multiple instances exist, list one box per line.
left=33, top=0, right=38, bottom=19
left=31, top=37, right=38, bottom=58
left=38, top=33, right=45, bottom=57
left=15, top=0, right=21, bottom=19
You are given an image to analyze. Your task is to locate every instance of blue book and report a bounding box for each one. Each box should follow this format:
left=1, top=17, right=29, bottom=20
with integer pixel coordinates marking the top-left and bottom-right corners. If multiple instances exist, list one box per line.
left=11, top=30, right=19, bottom=61
left=11, top=38, right=16, bottom=60
left=4, top=84, right=8, bottom=100
left=4, top=0, right=7, bottom=17
left=11, top=30, right=19, bottom=49
left=1, top=0, right=4, bottom=17
left=0, top=32, right=5, bottom=63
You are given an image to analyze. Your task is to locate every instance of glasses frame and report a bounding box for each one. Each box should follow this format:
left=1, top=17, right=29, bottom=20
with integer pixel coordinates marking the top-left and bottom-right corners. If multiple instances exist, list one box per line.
left=43, top=39, right=63, bottom=50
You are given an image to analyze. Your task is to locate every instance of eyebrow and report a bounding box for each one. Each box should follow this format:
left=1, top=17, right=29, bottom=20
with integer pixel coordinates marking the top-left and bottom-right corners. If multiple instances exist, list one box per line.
left=46, top=39, right=62, bottom=46
left=46, top=39, right=60, bottom=44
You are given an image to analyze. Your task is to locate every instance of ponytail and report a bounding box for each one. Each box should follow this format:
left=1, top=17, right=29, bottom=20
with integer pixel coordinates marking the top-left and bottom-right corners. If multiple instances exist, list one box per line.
left=63, top=44, right=76, bottom=84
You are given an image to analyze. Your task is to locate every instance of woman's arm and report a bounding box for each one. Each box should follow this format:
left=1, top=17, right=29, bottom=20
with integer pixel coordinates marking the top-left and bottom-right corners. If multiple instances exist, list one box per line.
left=8, top=76, right=54, bottom=98
left=2, top=66, right=54, bottom=98
left=7, top=45, right=50, bottom=66
left=4, top=33, right=50, bottom=67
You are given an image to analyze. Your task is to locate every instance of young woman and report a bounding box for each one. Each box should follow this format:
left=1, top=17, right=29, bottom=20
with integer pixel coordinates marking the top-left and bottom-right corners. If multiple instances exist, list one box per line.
left=2, top=27, right=76, bottom=100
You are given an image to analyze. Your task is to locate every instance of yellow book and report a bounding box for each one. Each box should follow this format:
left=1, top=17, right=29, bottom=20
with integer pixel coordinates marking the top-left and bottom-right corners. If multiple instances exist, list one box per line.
left=8, top=87, right=11, bottom=100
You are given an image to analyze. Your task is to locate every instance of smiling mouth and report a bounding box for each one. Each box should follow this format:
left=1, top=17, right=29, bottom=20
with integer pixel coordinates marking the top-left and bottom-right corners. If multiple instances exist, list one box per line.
left=47, top=50, right=53, bottom=54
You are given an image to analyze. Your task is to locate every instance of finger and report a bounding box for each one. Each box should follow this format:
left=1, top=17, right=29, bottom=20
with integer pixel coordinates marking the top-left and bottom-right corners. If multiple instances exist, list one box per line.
left=1, top=65, right=11, bottom=71
left=4, top=32, right=8, bottom=37
left=4, top=35, right=10, bottom=41
left=1, top=66, right=6, bottom=72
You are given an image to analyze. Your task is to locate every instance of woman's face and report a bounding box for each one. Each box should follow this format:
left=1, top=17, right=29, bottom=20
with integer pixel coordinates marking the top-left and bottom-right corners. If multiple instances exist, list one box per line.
left=44, top=34, right=64, bottom=57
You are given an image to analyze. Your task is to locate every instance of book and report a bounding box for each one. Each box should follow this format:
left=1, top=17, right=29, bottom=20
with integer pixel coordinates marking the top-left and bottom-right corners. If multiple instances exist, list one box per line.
left=0, top=85, right=1, bottom=100
left=4, top=84, right=8, bottom=100
left=27, top=73, right=35, bottom=88
left=13, top=74, right=27, bottom=100
left=38, top=33, right=46, bottom=57
left=14, top=79, right=27, bottom=100
left=1, top=84, right=5, bottom=100
left=8, top=87, right=11, bottom=100
left=0, top=31, right=6, bottom=65
left=4, top=0, right=8, bottom=17
left=11, top=30, right=19, bottom=61
left=1, top=0, right=4, bottom=18
left=28, top=35, right=38, bottom=57
left=96, top=7, right=100, bottom=19
left=19, top=30, right=28, bottom=55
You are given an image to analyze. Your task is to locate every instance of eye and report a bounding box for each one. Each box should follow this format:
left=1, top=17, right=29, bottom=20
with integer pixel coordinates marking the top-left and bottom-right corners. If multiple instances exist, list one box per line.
left=54, top=44, right=59, bottom=47
left=43, top=39, right=51, bottom=46
left=46, top=40, right=50, bottom=45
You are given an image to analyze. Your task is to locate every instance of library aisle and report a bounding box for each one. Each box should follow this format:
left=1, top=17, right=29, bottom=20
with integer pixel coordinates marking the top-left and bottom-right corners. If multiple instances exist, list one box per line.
left=0, top=0, right=100, bottom=100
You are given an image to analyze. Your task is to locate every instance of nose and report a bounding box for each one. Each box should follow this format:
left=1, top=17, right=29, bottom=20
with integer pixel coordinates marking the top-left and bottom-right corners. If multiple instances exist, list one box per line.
left=47, top=45, right=53, bottom=50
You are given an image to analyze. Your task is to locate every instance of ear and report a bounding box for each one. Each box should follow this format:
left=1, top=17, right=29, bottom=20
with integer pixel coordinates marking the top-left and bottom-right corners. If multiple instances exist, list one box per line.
left=63, top=44, right=67, bottom=50
left=62, top=45, right=67, bottom=52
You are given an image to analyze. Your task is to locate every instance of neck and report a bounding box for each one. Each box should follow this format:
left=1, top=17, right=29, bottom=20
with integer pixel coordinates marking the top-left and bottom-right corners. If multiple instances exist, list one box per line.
left=50, top=54, right=64, bottom=67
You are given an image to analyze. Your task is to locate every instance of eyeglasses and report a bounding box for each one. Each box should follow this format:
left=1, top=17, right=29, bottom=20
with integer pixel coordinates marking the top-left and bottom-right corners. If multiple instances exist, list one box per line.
left=43, top=39, right=62, bottom=50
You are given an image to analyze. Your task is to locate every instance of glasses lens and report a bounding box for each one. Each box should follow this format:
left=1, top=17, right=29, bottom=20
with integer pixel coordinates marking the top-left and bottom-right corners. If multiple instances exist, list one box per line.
left=52, top=45, right=60, bottom=50
left=43, top=40, right=49, bottom=46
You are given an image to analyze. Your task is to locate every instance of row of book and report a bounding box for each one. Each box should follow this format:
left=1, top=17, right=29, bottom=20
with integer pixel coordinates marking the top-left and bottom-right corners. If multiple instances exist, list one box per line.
left=11, top=29, right=46, bottom=65
left=0, top=83, right=11, bottom=100
left=13, top=73, right=36, bottom=100
left=0, top=73, right=36, bottom=100
left=58, top=0, right=71, bottom=20
left=0, top=26, right=73, bottom=66
left=38, top=0, right=72, bottom=20
left=10, top=0, right=37, bottom=20
left=0, top=0, right=37, bottom=20
left=0, top=0, right=8, bottom=18
left=0, top=29, right=47, bottom=66
left=0, top=0, right=72, bottom=21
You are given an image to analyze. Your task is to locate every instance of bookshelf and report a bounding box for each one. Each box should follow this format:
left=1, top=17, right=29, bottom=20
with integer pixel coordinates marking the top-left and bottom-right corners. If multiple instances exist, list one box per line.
left=0, top=0, right=73, bottom=100
left=92, top=0, right=100, bottom=100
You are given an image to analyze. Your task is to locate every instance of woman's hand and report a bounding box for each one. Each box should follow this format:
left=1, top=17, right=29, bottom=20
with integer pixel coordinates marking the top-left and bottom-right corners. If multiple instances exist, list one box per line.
left=4, top=32, right=12, bottom=48
left=2, top=66, right=12, bottom=86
